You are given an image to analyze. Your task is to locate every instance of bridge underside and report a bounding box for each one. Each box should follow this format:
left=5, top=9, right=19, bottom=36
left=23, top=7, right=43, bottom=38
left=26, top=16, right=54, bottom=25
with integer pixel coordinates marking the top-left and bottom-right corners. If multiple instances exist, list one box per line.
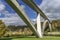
left=22, top=0, right=50, bottom=21
left=5, top=0, right=52, bottom=38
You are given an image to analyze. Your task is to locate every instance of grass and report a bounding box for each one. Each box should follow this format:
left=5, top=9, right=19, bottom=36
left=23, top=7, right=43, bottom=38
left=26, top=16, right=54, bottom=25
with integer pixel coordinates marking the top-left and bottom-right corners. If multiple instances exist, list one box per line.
left=0, top=36, right=60, bottom=40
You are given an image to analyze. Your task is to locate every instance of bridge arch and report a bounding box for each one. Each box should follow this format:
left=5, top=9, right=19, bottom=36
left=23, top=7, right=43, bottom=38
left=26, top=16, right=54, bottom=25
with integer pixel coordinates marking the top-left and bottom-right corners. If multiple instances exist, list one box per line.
left=43, top=20, right=52, bottom=32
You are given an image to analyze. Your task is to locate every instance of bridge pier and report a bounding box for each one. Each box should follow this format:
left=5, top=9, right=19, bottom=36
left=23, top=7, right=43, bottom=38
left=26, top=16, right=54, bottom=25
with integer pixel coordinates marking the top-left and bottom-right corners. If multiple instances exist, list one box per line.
left=43, top=20, right=52, bottom=32
left=37, top=13, right=43, bottom=38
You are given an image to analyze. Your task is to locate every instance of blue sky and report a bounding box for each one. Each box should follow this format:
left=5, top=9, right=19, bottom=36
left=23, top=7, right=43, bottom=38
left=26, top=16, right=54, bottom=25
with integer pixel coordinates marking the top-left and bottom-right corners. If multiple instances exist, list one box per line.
left=0, top=0, right=60, bottom=26
left=0, top=0, right=42, bottom=19
left=0, top=0, right=42, bottom=26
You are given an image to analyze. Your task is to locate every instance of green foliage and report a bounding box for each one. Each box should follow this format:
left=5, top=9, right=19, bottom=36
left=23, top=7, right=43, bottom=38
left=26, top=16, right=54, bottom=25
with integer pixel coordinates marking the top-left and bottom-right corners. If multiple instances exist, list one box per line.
left=0, top=36, right=60, bottom=40
left=52, top=20, right=60, bottom=31
left=4, top=26, right=33, bottom=37
left=0, top=20, right=3, bottom=24
left=0, top=20, right=6, bottom=37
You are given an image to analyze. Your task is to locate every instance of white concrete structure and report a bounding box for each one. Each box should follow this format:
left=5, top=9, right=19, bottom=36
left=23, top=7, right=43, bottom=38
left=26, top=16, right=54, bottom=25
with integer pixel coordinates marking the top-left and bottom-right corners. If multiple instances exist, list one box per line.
left=22, top=0, right=52, bottom=38
left=6, top=0, right=41, bottom=38
left=43, top=20, right=52, bottom=32
left=6, top=0, right=52, bottom=38
left=37, top=13, right=42, bottom=38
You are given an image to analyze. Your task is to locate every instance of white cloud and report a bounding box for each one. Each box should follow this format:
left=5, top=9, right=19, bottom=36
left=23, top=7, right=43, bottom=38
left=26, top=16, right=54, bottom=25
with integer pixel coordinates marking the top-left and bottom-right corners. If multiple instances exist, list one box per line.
left=0, top=1, right=37, bottom=26
left=0, top=17, right=26, bottom=26
left=21, top=5, right=25, bottom=9
left=39, top=0, right=60, bottom=20
left=0, top=3, right=5, bottom=11
left=0, top=10, right=27, bottom=26
left=0, top=1, right=26, bottom=26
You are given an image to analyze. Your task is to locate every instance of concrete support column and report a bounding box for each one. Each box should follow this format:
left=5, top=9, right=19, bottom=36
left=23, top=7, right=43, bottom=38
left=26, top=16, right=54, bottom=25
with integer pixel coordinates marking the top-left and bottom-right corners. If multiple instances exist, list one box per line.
left=43, top=20, right=52, bottom=32
left=49, top=23, right=52, bottom=31
left=43, top=20, right=48, bottom=32
left=37, top=13, right=43, bottom=38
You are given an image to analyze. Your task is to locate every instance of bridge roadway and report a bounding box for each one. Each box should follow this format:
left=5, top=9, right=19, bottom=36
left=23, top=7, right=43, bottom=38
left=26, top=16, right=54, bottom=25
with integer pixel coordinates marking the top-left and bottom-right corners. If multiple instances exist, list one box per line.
left=22, top=0, right=50, bottom=23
